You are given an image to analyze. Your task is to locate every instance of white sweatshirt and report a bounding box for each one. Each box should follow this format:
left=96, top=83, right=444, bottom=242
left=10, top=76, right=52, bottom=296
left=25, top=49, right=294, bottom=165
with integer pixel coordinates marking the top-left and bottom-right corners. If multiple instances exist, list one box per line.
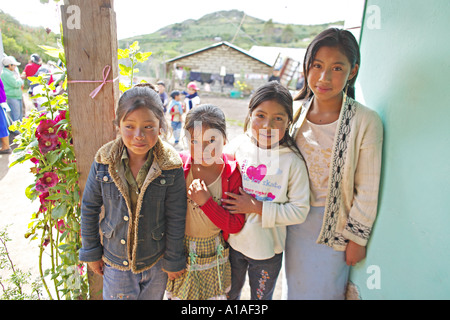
left=225, top=133, right=310, bottom=260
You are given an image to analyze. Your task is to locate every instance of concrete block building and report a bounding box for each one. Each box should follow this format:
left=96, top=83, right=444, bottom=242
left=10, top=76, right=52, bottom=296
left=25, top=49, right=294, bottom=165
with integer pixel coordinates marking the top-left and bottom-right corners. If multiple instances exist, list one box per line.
left=165, top=41, right=272, bottom=94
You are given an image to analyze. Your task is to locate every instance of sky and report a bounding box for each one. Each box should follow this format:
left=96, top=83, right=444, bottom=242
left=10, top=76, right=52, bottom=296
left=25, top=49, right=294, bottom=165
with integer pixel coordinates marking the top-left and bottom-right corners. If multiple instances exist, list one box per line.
left=1, top=0, right=365, bottom=40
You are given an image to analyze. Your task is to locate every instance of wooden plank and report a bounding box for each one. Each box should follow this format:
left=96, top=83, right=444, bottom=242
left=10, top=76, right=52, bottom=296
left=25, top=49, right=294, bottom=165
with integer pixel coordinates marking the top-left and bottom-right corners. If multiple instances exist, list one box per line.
left=61, top=0, right=119, bottom=300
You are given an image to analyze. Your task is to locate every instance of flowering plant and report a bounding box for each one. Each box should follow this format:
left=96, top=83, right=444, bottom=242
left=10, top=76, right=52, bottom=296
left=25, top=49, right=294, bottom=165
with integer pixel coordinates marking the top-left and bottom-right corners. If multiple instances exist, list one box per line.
left=9, top=50, right=88, bottom=299
left=234, top=80, right=253, bottom=96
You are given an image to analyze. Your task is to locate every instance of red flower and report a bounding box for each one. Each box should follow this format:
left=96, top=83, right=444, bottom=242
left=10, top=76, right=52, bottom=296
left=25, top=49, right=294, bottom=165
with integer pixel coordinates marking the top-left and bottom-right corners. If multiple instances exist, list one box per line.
left=36, top=172, right=59, bottom=192
left=36, top=119, right=57, bottom=139
left=77, top=264, right=85, bottom=275
left=54, top=110, right=67, bottom=123
left=36, top=180, right=48, bottom=193
left=38, top=135, right=60, bottom=154
left=56, top=219, right=66, bottom=234
left=55, top=111, right=68, bottom=140
left=36, top=119, right=61, bottom=154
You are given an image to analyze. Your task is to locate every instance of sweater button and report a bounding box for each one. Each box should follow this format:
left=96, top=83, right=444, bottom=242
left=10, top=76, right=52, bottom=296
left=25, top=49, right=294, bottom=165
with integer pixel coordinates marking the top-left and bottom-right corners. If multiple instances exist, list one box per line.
left=103, top=176, right=109, bottom=182
left=120, top=239, right=126, bottom=245
left=123, top=216, right=129, bottom=221
left=160, top=178, right=166, bottom=185
left=123, top=261, right=128, bottom=266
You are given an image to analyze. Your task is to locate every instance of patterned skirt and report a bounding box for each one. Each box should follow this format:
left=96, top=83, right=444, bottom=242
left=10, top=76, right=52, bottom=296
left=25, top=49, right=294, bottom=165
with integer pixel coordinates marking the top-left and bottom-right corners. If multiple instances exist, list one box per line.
left=166, top=233, right=231, bottom=300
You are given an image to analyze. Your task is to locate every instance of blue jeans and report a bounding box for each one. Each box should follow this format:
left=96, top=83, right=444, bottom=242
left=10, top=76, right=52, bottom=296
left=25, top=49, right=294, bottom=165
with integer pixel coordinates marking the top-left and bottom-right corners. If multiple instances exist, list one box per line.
left=171, top=121, right=181, bottom=143
left=7, top=98, right=23, bottom=122
left=228, top=247, right=282, bottom=300
left=102, top=259, right=167, bottom=300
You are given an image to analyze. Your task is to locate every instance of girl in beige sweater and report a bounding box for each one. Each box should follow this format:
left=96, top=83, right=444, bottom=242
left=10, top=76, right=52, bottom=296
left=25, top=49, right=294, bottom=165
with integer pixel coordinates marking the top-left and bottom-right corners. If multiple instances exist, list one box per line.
left=285, top=28, right=383, bottom=299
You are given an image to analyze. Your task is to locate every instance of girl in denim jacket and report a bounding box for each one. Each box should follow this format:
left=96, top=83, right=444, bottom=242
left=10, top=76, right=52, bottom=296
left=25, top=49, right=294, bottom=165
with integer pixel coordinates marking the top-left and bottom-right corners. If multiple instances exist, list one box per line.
left=79, top=84, right=187, bottom=300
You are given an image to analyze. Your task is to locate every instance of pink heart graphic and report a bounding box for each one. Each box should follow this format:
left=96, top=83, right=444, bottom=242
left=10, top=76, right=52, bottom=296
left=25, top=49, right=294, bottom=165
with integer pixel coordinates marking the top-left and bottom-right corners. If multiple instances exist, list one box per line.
left=246, top=164, right=267, bottom=183
left=267, top=192, right=276, bottom=200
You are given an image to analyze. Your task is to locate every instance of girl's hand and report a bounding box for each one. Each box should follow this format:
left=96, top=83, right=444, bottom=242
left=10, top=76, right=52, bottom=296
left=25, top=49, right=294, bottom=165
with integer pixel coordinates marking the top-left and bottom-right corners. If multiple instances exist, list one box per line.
left=165, top=269, right=186, bottom=280
left=88, top=260, right=104, bottom=276
left=222, top=187, right=263, bottom=215
left=345, top=240, right=366, bottom=266
left=187, top=179, right=211, bottom=206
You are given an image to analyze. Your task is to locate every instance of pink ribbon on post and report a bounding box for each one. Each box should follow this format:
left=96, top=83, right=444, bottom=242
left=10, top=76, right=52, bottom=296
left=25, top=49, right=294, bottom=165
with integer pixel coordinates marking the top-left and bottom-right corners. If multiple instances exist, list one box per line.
left=67, top=65, right=119, bottom=99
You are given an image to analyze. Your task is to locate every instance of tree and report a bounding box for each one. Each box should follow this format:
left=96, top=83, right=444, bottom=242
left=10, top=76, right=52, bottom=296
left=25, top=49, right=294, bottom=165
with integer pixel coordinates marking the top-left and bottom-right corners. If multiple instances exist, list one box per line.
left=263, top=19, right=275, bottom=43
left=281, top=24, right=295, bottom=43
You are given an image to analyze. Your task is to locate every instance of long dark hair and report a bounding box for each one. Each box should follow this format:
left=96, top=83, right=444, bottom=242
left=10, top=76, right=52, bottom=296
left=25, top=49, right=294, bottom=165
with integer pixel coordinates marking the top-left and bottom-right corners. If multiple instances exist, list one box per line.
left=294, top=28, right=360, bottom=103
left=245, top=81, right=304, bottom=160
left=115, top=83, right=168, bottom=136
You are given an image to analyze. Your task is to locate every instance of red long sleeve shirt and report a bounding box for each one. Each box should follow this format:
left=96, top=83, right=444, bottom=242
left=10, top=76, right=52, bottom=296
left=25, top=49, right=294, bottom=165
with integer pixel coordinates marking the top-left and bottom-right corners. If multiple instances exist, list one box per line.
left=180, top=152, right=245, bottom=241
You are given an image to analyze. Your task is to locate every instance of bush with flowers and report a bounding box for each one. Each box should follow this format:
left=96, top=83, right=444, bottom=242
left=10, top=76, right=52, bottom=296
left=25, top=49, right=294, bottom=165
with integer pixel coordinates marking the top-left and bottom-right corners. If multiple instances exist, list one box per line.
left=9, top=46, right=88, bottom=299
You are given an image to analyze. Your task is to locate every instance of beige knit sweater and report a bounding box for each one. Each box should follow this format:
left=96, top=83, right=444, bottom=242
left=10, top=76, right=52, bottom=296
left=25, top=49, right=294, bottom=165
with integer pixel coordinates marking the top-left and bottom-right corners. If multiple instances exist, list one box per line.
left=292, top=95, right=383, bottom=251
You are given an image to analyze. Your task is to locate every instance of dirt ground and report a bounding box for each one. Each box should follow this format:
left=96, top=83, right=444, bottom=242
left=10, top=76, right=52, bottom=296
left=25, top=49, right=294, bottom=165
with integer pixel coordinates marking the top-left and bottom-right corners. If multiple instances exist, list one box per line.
left=0, top=94, right=284, bottom=300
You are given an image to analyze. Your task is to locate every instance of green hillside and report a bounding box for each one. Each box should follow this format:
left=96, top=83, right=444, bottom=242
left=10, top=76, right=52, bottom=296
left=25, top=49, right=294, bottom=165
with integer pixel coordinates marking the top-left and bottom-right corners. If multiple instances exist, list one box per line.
left=0, top=10, right=59, bottom=66
left=119, top=10, right=343, bottom=77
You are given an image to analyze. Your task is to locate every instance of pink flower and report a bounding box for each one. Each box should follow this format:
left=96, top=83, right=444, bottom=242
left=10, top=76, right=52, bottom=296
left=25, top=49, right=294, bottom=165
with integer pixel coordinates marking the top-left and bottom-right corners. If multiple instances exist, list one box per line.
left=39, top=191, right=50, bottom=204
left=38, top=191, right=55, bottom=211
left=36, top=172, right=59, bottom=192
left=77, top=264, right=84, bottom=276
left=36, top=119, right=61, bottom=154
left=56, top=219, right=66, bottom=234
left=30, top=157, right=40, bottom=164
left=36, top=119, right=57, bottom=139
left=54, top=111, right=69, bottom=139
left=36, top=180, right=48, bottom=192
left=54, top=110, right=67, bottom=123
left=38, top=135, right=60, bottom=154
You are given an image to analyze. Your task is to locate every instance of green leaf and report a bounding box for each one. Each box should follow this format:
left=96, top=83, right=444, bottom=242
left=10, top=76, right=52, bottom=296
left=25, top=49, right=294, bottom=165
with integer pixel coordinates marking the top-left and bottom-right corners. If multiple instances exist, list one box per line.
left=136, top=51, right=152, bottom=63
left=25, top=184, right=37, bottom=201
left=129, top=41, right=140, bottom=52
left=46, top=152, right=59, bottom=165
left=51, top=203, right=67, bottom=219
left=117, top=48, right=130, bottom=60
left=38, top=45, right=64, bottom=59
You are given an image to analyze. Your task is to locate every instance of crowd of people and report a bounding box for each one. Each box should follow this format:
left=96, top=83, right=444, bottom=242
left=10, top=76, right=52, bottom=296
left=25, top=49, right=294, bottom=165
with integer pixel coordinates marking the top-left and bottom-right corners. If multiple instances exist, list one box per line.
left=0, top=53, right=62, bottom=154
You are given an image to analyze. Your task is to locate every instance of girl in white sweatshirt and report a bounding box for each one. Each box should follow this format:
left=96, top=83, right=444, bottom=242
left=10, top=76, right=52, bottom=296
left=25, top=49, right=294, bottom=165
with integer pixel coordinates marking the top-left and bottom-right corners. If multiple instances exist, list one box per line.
left=222, top=81, right=310, bottom=300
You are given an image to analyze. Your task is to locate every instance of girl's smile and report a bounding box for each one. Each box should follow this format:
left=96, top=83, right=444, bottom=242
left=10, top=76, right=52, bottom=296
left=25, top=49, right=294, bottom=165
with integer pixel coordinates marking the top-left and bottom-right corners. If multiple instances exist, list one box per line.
left=119, top=107, right=161, bottom=159
left=308, top=46, right=358, bottom=102
left=250, top=100, right=290, bottom=149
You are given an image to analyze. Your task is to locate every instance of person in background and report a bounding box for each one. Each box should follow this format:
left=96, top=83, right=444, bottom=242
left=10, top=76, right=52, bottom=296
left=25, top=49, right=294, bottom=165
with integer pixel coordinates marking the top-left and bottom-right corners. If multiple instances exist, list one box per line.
left=157, top=81, right=169, bottom=113
left=268, top=68, right=281, bottom=82
left=22, top=54, right=41, bottom=81
left=21, top=53, right=42, bottom=95
left=168, top=90, right=183, bottom=148
left=183, top=82, right=200, bottom=111
left=0, top=78, right=12, bottom=154
left=1, top=56, right=24, bottom=122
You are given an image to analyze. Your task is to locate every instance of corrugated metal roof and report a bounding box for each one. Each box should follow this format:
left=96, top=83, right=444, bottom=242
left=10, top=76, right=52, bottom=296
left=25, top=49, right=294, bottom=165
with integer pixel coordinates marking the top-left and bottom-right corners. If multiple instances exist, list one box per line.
left=165, top=41, right=272, bottom=67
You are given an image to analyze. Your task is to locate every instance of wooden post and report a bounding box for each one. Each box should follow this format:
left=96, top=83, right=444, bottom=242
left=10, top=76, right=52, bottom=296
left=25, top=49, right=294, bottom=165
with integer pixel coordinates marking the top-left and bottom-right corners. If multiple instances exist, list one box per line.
left=61, top=0, right=119, bottom=300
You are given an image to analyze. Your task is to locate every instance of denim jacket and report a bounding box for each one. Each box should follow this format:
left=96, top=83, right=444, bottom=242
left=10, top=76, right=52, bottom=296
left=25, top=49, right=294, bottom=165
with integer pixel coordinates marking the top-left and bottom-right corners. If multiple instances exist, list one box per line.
left=79, top=137, right=187, bottom=274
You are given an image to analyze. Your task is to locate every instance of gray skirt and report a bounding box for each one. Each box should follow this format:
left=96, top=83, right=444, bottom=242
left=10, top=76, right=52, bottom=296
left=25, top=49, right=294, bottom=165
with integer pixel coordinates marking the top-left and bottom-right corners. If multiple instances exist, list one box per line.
left=283, top=206, right=350, bottom=300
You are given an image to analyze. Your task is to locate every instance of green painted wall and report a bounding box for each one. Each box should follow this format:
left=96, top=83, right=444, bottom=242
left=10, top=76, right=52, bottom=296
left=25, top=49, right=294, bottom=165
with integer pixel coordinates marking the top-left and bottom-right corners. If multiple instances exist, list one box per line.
left=349, top=0, right=450, bottom=299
